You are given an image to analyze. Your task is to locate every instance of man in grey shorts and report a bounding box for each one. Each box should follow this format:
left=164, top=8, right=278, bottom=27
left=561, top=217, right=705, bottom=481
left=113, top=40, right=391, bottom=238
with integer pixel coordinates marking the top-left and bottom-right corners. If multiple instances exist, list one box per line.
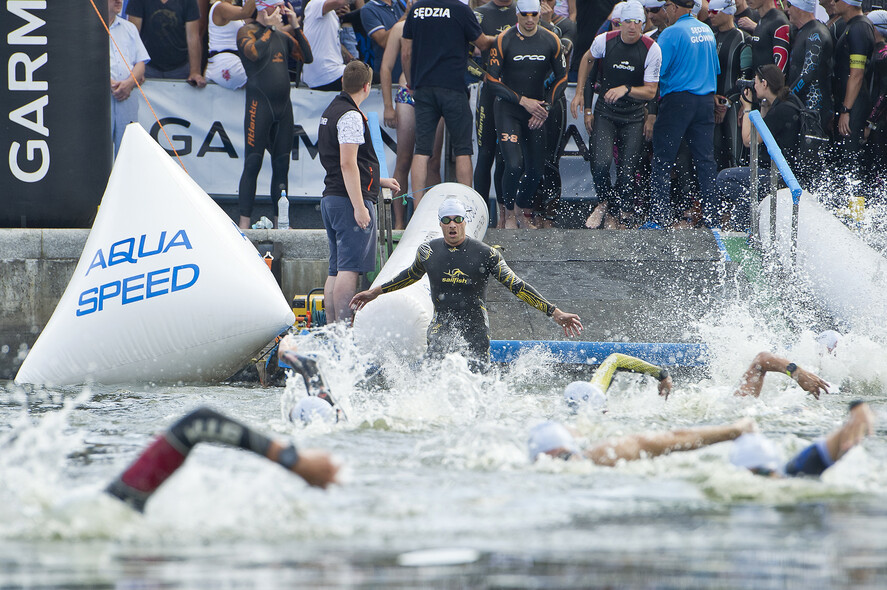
left=317, top=61, right=400, bottom=323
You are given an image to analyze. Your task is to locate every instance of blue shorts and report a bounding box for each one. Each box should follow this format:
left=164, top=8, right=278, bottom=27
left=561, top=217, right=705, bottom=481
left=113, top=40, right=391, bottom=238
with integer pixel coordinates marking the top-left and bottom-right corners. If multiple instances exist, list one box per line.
left=321, top=196, right=377, bottom=275
left=784, top=439, right=834, bottom=477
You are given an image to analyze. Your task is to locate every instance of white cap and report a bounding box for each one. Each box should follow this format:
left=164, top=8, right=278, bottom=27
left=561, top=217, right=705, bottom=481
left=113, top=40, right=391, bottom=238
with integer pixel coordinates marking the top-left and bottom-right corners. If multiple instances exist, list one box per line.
left=620, top=0, right=646, bottom=21
left=563, top=381, right=607, bottom=411
left=708, top=0, right=736, bottom=14
left=437, top=198, right=467, bottom=221
left=787, top=0, right=816, bottom=13
left=869, top=10, right=887, bottom=35
left=256, top=0, right=284, bottom=9
left=516, top=0, right=541, bottom=13
left=290, top=396, right=337, bottom=425
left=642, top=0, right=666, bottom=7
left=816, top=329, right=841, bottom=354
left=611, top=1, right=627, bottom=20
left=729, top=433, right=782, bottom=473
left=691, top=0, right=702, bottom=16
left=528, top=421, right=580, bottom=460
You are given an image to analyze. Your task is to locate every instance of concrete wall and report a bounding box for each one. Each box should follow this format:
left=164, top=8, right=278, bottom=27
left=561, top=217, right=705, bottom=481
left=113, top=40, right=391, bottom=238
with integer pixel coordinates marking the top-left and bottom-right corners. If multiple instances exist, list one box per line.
left=0, top=229, right=331, bottom=380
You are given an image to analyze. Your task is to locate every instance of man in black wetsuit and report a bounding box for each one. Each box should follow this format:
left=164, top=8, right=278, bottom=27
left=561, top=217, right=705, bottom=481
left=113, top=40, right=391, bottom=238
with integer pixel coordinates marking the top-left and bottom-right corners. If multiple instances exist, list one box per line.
left=831, top=0, right=875, bottom=188
left=710, top=0, right=752, bottom=170
left=747, top=0, right=791, bottom=73
left=236, top=1, right=313, bottom=229
left=786, top=0, right=834, bottom=132
left=485, top=0, right=568, bottom=229
left=350, top=198, right=583, bottom=366
left=474, top=0, right=518, bottom=227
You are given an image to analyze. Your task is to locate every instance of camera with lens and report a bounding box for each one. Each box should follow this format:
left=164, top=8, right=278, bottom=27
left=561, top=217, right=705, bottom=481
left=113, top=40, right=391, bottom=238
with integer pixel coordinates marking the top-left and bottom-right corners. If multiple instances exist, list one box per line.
left=735, top=78, right=756, bottom=103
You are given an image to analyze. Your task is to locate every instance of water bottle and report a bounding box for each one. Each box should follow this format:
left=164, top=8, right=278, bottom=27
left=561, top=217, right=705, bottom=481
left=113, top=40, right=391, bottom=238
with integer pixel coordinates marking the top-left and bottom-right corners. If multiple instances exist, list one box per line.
left=277, top=186, right=289, bottom=230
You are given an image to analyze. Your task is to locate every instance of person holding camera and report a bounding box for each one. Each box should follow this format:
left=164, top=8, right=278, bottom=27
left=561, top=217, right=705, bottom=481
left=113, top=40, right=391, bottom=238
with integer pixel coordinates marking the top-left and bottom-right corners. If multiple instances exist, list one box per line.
left=485, top=0, right=568, bottom=229
left=714, top=64, right=803, bottom=230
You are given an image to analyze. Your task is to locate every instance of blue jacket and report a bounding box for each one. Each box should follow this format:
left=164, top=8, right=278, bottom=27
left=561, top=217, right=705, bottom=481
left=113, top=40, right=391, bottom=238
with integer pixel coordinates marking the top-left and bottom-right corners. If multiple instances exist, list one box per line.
left=657, top=14, right=719, bottom=96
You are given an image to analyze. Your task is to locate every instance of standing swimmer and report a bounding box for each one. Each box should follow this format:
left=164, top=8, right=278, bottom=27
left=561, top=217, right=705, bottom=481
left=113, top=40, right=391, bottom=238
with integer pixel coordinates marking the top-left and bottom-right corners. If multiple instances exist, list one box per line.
left=484, top=0, right=568, bottom=229
left=236, top=1, right=313, bottom=229
left=350, top=198, right=582, bottom=369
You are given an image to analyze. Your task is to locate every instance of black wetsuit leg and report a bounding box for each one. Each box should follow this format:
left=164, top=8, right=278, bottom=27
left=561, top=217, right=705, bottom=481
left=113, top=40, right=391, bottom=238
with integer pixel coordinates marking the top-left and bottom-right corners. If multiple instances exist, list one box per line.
left=590, top=114, right=617, bottom=204
left=238, top=92, right=293, bottom=218
left=496, top=99, right=546, bottom=210
left=535, top=94, right=566, bottom=218
left=474, top=84, right=502, bottom=208
left=613, top=117, right=644, bottom=219
left=426, top=312, right=491, bottom=369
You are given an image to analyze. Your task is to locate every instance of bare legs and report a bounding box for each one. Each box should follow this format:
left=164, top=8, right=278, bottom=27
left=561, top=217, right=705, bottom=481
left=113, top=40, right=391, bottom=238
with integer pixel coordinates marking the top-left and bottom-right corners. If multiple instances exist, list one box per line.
left=323, top=271, right=360, bottom=323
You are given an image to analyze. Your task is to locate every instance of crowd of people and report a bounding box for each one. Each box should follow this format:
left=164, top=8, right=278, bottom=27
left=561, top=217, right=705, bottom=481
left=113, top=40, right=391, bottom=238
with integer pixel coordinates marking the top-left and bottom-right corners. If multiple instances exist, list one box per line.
left=109, top=0, right=887, bottom=230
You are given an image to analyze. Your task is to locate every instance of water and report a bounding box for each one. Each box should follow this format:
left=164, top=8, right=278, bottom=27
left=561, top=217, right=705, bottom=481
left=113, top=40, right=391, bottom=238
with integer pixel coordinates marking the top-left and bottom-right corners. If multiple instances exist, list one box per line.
left=3, top=317, right=887, bottom=589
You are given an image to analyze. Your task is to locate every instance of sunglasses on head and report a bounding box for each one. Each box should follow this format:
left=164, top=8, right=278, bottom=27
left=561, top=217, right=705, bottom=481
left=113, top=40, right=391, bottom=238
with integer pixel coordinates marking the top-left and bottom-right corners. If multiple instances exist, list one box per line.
left=519, top=11, right=539, bottom=16
left=440, top=216, right=464, bottom=224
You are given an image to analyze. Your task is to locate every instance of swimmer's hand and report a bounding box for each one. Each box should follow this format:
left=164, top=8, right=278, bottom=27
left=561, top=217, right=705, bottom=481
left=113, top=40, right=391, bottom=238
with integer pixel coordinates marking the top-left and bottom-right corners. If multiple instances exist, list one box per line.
left=291, top=449, right=340, bottom=489
left=794, top=367, right=830, bottom=400
left=552, top=308, right=582, bottom=338
left=350, top=286, right=383, bottom=312
left=658, top=375, right=673, bottom=400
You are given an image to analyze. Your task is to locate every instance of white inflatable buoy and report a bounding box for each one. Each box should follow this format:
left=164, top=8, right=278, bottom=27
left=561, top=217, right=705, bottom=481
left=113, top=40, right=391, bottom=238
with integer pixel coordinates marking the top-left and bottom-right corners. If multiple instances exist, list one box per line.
left=15, top=124, right=294, bottom=385
left=352, top=183, right=488, bottom=360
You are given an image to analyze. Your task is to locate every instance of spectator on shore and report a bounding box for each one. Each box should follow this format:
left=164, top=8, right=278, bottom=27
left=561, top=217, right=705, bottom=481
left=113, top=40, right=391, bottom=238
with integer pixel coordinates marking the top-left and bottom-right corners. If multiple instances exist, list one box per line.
left=236, top=1, right=313, bottom=229
left=379, top=15, right=444, bottom=229
left=714, top=65, right=803, bottom=229
left=206, top=0, right=256, bottom=89
left=318, top=62, right=400, bottom=323
left=648, top=0, right=720, bottom=228
left=303, top=0, right=350, bottom=90
left=109, top=0, right=150, bottom=158
left=127, top=0, right=207, bottom=87
left=864, top=10, right=887, bottom=192
left=644, top=0, right=669, bottom=38
left=786, top=0, right=834, bottom=131
left=570, top=0, right=618, bottom=80
left=360, top=0, right=404, bottom=78
left=401, top=0, right=496, bottom=202
left=572, top=0, right=661, bottom=229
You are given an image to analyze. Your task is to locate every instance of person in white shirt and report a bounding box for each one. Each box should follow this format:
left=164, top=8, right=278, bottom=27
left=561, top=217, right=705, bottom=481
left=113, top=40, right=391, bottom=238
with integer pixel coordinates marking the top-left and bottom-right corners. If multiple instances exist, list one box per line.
left=206, top=0, right=256, bottom=89
left=302, top=0, right=351, bottom=90
left=108, top=0, right=150, bottom=157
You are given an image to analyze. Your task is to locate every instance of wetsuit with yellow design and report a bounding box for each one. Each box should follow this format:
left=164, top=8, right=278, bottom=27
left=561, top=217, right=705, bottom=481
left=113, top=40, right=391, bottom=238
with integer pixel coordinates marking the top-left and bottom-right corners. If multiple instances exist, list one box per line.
left=379, top=236, right=556, bottom=362
left=589, top=353, right=669, bottom=392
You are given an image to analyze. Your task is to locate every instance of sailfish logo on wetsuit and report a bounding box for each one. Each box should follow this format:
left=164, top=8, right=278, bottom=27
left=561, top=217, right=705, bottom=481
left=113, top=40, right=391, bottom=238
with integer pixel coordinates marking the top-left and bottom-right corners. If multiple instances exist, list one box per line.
left=443, top=269, right=470, bottom=284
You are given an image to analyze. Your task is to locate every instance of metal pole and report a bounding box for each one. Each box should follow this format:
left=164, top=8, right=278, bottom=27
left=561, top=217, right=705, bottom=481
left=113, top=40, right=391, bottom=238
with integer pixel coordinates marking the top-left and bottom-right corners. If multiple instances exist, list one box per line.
left=749, top=125, right=759, bottom=238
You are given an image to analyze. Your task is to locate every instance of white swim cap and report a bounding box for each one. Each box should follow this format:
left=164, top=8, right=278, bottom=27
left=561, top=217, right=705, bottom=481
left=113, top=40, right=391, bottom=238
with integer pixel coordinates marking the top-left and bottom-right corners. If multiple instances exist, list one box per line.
left=620, top=0, right=646, bottom=22
left=708, top=0, right=737, bottom=14
left=516, top=0, right=541, bottom=13
left=528, top=421, right=580, bottom=460
left=816, top=329, right=841, bottom=354
left=290, top=396, right=337, bottom=425
left=437, top=198, right=467, bottom=221
left=563, top=381, right=606, bottom=411
left=611, top=1, right=627, bottom=21
left=729, top=433, right=782, bottom=473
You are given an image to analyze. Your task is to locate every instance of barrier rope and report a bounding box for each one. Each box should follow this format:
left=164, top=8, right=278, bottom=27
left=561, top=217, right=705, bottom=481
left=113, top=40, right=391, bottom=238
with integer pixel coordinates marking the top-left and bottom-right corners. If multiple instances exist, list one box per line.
left=89, top=0, right=188, bottom=172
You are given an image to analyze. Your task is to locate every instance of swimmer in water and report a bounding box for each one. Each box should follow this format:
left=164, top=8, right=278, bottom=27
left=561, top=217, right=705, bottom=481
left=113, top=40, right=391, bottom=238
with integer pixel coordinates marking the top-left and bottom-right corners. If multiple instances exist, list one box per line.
left=530, top=401, right=873, bottom=473
left=276, top=335, right=345, bottom=424
left=350, top=198, right=583, bottom=369
left=105, top=407, right=339, bottom=512
left=564, top=351, right=831, bottom=413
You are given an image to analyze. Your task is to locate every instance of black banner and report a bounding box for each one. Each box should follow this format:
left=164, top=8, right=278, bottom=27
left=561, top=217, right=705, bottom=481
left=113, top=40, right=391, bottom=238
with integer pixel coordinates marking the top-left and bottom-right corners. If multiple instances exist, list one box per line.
left=1, top=1, right=111, bottom=228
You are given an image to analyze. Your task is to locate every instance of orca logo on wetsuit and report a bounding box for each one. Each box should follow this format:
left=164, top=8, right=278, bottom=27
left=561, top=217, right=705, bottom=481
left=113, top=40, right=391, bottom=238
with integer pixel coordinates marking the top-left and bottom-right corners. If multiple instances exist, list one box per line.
left=514, top=54, right=546, bottom=61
